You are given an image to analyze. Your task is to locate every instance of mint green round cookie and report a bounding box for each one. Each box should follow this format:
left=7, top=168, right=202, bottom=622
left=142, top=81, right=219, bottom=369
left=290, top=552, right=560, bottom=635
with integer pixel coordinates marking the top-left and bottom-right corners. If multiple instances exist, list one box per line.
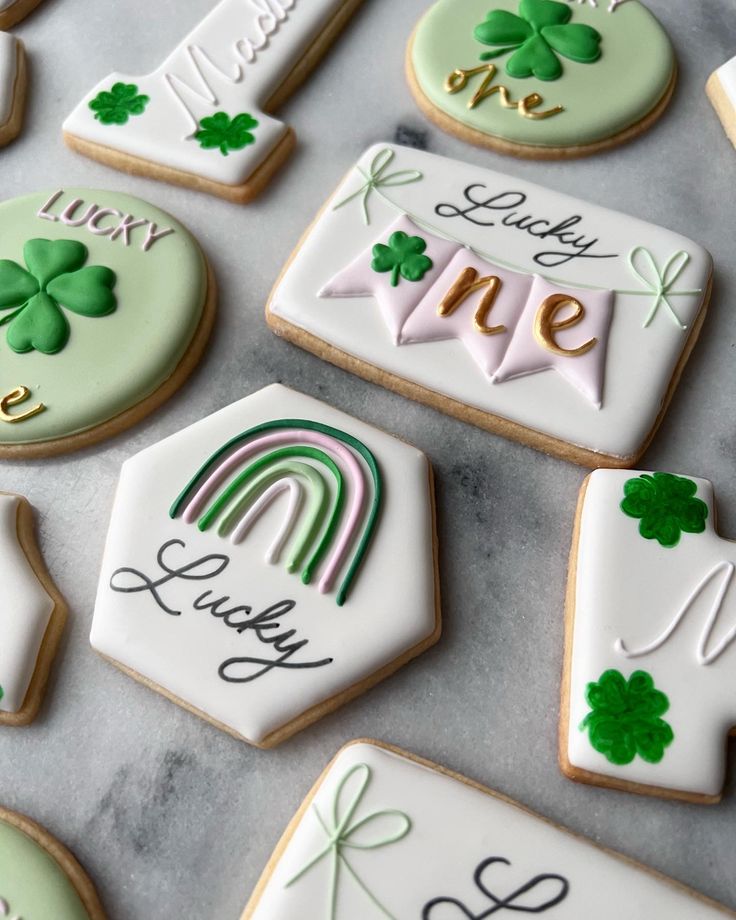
left=409, top=0, right=675, bottom=155
left=0, top=188, right=210, bottom=455
left=0, top=812, right=100, bottom=919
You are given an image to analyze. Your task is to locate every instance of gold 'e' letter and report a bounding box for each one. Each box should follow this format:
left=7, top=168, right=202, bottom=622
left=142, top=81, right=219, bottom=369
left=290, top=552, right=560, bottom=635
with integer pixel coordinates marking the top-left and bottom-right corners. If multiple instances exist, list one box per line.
left=0, top=386, right=46, bottom=423
left=533, top=294, right=597, bottom=357
left=437, top=267, right=506, bottom=335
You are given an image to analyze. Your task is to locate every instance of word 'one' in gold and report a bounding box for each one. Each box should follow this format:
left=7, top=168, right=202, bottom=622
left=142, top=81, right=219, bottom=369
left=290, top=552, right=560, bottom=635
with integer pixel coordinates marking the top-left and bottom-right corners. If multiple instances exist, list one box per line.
left=438, top=267, right=506, bottom=335
left=0, top=386, right=46, bottom=424
left=445, top=64, right=564, bottom=119
left=533, top=294, right=598, bottom=357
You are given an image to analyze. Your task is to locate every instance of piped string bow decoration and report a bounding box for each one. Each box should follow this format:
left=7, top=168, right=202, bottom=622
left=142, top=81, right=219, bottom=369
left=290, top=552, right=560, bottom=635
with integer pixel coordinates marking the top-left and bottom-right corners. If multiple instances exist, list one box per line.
left=621, top=247, right=702, bottom=330
left=332, top=148, right=424, bottom=225
left=285, top=762, right=411, bottom=919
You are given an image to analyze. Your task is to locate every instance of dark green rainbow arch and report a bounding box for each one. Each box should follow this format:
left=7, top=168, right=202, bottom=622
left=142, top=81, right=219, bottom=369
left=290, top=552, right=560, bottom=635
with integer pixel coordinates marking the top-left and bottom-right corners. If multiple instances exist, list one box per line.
left=170, top=419, right=383, bottom=606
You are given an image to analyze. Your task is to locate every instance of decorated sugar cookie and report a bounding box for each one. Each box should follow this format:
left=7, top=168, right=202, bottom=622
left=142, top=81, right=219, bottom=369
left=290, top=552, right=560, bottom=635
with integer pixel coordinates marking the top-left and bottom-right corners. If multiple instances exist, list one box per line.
left=0, top=0, right=45, bottom=29
left=63, top=0, right=364, bottom=203
left=266, top=144, right=713, bottom=468
left=241, top=739, right=732, bottom=918
left=562, top=470, right=736, bottom=802
left=91, top=384, right=440, bottom=748
left=0, top=807, right=106, bottom=919
left=707, top=54, right=736, bottom=150
left=0, top=189, right=214, bottom=458
left=406, top=0, right=676, bottom=158
left=0, top=32, right=25, bottom=148
left=0, top=492, right=66, bottom=726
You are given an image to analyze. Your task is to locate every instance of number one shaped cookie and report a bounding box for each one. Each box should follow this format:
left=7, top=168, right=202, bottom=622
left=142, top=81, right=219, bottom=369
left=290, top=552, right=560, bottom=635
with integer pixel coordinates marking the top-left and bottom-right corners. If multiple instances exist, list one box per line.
left=562, top=470, right=736, bottom=803
left=0, top=32, right=26, bottom=148
left=62, top=0, right=362, bottom=203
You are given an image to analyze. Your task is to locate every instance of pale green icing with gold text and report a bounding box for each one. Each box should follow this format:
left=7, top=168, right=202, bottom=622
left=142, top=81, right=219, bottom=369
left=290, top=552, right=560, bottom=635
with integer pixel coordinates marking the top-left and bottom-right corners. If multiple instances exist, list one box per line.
left=411, top=0, right=674, bottom=148
left=0, top=819, right=92, bottom=919
left=0, top=189, right=206, bottom=444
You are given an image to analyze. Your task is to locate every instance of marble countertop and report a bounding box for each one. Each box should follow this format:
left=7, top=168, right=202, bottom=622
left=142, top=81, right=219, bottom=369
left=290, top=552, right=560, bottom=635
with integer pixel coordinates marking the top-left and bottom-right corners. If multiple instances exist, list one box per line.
left=1, top=0, right=735, bottom=917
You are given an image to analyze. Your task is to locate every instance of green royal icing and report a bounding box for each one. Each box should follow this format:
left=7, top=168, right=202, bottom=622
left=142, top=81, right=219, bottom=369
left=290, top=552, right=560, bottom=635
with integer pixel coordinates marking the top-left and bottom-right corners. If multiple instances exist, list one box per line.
left=0, top=239, right=116, bottom=355
left=89, top=82, right=150, bottom=125
left=580, top=669, right=674, bottom=766
left=621, top=472, right=708, bottom=549
left=0, top=818, right=92, bottom=919
left=194, top=112, right=259, bottom=156
left=0, top=190, right=207, bottom=446
left=371, top=230, right=433, bottom=287
left=411, top=0, right=674, bottom=148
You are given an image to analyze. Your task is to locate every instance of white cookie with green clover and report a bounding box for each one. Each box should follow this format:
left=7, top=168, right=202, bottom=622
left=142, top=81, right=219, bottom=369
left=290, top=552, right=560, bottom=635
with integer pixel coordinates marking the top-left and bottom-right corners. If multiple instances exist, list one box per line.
left=707, top=54, right=736, bottom=150
left=91, top=384, right=440, bottom=748
left=241, top=740, right=733, bottom=918
left=563, top=469, right=736, bottom=802
left=266, top=143, right=712, bottom=468
left=63, top=0, right=363, bottom=202
left=0, top=187, right=213, bottom=457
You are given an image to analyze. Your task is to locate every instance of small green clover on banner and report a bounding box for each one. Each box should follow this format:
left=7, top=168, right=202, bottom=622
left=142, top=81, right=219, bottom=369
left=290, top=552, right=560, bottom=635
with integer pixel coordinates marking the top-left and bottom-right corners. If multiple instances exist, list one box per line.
left=474, top=0, right=602, bottom=81
left=371, top=231, right=433, bottom=287
left=194, top=112, right=259, bottom=156
left=580, top=669, right=674, bottom=766
left=89, top=82, right=150, bottom=125
left=0, top=239, right=117, bottom=355
left=621, top=472, right=708, bottom=549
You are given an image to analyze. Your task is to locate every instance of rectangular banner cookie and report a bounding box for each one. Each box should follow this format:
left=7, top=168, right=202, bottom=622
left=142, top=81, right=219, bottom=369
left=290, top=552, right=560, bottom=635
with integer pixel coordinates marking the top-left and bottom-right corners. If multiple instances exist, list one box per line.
left=267, top=143, right=713, bottom=467
left=241, top=739, right=733, bottom=918
left=562, top=470, right=736, bottom=803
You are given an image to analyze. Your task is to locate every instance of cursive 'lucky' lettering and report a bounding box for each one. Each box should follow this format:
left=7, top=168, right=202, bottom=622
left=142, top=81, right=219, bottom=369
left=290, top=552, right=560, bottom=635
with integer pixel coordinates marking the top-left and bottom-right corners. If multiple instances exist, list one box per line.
left=435, top=186, right=618, bottom=268
left=109, top=539, right=333, bottom=683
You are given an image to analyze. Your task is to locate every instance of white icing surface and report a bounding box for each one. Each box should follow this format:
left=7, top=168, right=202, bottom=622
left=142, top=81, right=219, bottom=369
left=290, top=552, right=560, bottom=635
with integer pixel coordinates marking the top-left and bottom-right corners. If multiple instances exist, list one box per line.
left=0, top=494, right=54, bottom=714
left=246, top=741, right=731, bottom=917
left=91, top=384, right=437, bottom=745
left=567, top=470, right=736, bottom=797
left=269, top=144, right=712, bottom=461
left=716, top=55, right=736, bottom=109
left=0, top=32, right=18, bottom=126
left=63, top=0, right=351, bottom=187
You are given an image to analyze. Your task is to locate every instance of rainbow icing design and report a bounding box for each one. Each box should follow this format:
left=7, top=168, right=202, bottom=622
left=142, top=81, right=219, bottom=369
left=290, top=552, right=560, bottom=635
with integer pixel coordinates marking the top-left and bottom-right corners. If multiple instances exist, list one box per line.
left=170, top=419, right=382, bottom=606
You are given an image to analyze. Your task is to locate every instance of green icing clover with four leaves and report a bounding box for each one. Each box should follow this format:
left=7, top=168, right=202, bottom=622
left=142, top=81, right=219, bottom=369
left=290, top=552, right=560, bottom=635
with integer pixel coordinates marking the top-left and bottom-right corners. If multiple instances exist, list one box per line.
left=580, top=669, right=674, bottom=766
left=474, top=0, right=602, bottom=81
left=89, top=82, right=150, bottom=125
left=0, top=239, right=117, bottom=355
left=621, top=472, right=708, bottom=549
left=371, top=231, right=433, bottom=287
left=194, top=112, right=259, bottom=156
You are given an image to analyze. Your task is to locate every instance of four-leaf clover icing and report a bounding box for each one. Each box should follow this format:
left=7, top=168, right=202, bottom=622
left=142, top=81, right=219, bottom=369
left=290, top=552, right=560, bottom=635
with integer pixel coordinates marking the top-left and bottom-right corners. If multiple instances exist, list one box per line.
left=194, top=112, right=259, bottom=156
left=474, top=0, right=602, bottom=81
left=89, top=82, right=150, bottom=125
left=580, top=669, right=674, bottom=766
left=371, top=231, right=433, bottom=287
left=621, top=472, right=708, bottom=549
left=0, top=239, right=117, bottom=355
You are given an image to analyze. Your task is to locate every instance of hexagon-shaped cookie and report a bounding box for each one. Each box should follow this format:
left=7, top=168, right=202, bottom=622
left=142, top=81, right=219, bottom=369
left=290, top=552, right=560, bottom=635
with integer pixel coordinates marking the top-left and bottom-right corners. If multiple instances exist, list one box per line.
left=91, top=384, right=441, bottom=747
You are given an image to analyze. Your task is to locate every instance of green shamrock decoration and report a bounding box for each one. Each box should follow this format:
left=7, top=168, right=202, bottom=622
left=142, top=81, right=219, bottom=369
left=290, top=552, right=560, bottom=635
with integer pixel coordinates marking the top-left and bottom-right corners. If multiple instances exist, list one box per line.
left=621, top=472, right=708, bottom=549
left=194, top=112, right=259, bottom=156
left=0, top=239, right=117, bottom=355
left=474, top=0, right=602, bottom=81
left=371, top=231, right=433, bottom=287
left=580, top=669, right=674, bottom=766
left=89, top=82, right=150, bottom=125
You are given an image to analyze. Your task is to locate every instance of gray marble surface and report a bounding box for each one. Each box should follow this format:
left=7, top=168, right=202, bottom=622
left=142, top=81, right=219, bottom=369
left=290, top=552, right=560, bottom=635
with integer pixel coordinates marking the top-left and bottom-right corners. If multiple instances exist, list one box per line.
left=1, top=0, right=735, bottom=917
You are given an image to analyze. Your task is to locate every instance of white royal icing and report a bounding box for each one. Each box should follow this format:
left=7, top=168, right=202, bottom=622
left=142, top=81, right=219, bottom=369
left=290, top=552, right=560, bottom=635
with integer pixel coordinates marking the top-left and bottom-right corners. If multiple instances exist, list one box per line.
left=244, top=741, right=731, bottom=917
left=566, top=470, right=736, bottom=798
left=716, top=55, right=736, bottom=110
left=0, top=32, right=18, bottom=127
left=268, top=144, right=712, bottom=463
left=91, top=384, right=438, bottom=745
left=0, top=494, right=55, bottom=714
left=63, top=0, right=351, bottom=187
